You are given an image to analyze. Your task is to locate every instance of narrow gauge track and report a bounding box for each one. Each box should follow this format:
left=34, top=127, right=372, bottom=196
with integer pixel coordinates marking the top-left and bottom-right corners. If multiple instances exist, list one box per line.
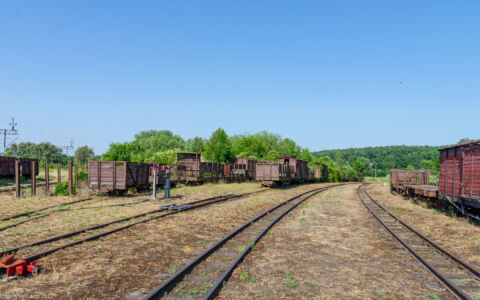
left=0, top=190, right=266, bottom=263
left=145, top=184, right=341, bottom=300
left=0, top=198, right=155, bottom=232
left=357, top=184, right=480, bottom=300
left=0, top=196, right=94, bottom=222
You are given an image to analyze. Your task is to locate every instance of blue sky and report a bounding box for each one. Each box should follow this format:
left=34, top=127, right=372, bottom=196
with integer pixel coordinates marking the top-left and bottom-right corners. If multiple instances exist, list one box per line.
left=0, top=1, right=478, bottom=155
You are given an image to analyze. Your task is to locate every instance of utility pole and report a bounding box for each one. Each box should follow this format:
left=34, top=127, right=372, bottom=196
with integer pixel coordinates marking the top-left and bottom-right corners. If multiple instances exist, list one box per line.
left=62, top=138, right=75, bottom=155
left=0, top=117, right=19, bottom=150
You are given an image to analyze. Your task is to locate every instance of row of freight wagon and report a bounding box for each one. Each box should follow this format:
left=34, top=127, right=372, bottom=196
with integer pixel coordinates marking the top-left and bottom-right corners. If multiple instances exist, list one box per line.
left=390, top=139, right=480, bottom=216
left=87, top=152, right=329, bottom=193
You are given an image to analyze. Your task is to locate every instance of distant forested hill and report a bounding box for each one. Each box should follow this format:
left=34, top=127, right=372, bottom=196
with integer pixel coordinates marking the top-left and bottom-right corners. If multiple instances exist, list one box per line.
left=312, top=145, right=443, bottom=177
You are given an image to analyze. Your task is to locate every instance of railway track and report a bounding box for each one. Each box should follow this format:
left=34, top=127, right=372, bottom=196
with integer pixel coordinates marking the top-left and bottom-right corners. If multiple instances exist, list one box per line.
left=0, top=190, right=267, bottom=264
left=357, top=184, right=480, bottom=300
left=145, top=184, right=341, bottom=300
left=0, top=196, right=94, bottom=222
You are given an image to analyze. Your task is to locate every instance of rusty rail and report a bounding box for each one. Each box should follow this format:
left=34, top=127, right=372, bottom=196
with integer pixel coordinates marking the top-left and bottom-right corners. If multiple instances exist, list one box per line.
left=145, top=184, right=342, bottom=300
left=0, top=190, right=267, bottom=261
left=357, top=184, right=479, bottom=300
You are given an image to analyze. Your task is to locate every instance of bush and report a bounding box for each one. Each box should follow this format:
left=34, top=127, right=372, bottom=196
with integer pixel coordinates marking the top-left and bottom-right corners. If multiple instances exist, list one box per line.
left=77, top=170, right=88, bottom=181
left=54, top=182, right=76, bottom=196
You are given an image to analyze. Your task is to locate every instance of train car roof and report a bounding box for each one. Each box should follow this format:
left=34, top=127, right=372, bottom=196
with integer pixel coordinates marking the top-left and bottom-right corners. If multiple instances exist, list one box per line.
left=438, top=138, right=480, bottom=151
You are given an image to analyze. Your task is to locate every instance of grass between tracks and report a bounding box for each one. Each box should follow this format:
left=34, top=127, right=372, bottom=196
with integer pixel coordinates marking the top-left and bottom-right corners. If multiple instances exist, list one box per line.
left=0, top=182, right=262, bottom=253
left=0, top=183, right=329, bottom=299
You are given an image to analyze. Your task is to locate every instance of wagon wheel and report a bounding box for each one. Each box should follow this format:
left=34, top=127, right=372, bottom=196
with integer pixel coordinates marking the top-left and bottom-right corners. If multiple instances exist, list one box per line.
left=281, top=177, right=292, bottom=185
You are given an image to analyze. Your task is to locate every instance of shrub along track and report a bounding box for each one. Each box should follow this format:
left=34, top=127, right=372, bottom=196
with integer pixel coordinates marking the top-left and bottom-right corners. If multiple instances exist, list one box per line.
left=0, top=191, right=266, bottom=266
left=358, top=184, right=480, bottom=300
left=145, top=184, right=342, bottom=299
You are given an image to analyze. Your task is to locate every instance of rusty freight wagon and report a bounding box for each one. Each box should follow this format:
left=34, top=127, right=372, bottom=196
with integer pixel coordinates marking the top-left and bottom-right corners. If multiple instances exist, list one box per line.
left=390, top=169, right=438, bottom=198
left=231, top=158, right=257, bottom=181
left=88, top=160, right=150, bottom=193
left=439, top=139, right=480, bottom=210
left=176, top=152, right=224, bottom=184
left=0, top=156, right=39, bottom=178
left=278, top=157, right=308, bottom=183
left=256, top=162, right=293, bottom=186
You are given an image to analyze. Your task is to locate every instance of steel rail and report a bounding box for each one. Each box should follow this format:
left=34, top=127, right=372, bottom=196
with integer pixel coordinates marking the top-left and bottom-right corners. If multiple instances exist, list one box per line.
left=0, top=199, right=158, bottom=233
left=0, top=197, right=94, bottom=222
left=363, top=185, right=480, bottom=279
left=8, top=190, right=266, bottom=262
left=145, top=184, right=342, bottom=300
left=357, top=184, right=474, bottom=300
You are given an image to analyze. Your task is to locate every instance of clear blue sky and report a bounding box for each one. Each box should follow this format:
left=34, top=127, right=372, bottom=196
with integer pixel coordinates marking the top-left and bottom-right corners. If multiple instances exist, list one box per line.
left=1, top=1, right=478, bottom=155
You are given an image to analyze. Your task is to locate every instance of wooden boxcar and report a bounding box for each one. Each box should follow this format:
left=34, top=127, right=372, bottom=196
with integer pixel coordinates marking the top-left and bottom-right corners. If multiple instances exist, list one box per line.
left=0, top=156, right=39, bottom=178
left=390, top=169, right=431, bottom=190
left=439, top=139, right=480, bottom=209
left=231, top=158, right=257, bottom=181
left=88, top=160, right=150, bottom=193
left=255, top=162, right=293, bottom=186
left=278, top=157, right=308, bottom=183
left=176, top=152, right=224, bottom=184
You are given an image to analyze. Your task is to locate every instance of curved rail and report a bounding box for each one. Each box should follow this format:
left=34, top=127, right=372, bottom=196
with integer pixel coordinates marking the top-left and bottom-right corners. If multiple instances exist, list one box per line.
left=357, top=184, right=480, bottom=300
left=145, top=184, right=342, bottom=300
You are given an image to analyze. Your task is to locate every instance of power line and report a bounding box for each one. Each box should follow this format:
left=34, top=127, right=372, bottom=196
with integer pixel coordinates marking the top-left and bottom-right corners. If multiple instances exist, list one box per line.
left=61, top=138, right=75, bottom=155
left=0, top=117, right=19, bottom=150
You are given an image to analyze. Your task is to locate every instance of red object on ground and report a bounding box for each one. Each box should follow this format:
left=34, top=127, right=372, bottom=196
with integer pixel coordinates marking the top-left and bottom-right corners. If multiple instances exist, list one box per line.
left=0, top=254, right=29, bottom=276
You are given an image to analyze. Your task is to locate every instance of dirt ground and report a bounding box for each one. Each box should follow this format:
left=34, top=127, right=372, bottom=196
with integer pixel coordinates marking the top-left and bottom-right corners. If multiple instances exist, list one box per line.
left=2, top=183, right=479, bottom=299
left=0, top=183, right=262, bottom=253
left=0, top=183, right=328, bottom=299
left=219, top=184, right=456, bottom=300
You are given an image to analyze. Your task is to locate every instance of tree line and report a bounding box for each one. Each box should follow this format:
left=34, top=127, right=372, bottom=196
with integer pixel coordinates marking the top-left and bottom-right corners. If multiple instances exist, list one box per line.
left=100, top=128, right=369, bottom=181
left=4, top=132, right=470, bottom=180
left=3, top=142, right=95, bottom=170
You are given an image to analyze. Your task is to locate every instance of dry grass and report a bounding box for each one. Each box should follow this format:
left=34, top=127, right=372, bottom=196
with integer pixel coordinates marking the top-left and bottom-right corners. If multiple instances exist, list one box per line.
left=367, top=183, right=480, bottom=269
left=219, top=184, right=453, bottom=299
left=0, top=183, right=328, bottom=299
left=0, top=183, right=264, bottom=253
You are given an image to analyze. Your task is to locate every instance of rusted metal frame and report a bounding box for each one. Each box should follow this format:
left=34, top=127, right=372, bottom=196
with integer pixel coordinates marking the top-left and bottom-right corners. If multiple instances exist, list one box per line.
left=112, top=162, right=116, bottom=191
left=444, top=150, right=448, bottom=197
left=15, top=159, right=20, bottom=198
left=363, top=185, right=480, bottom=278
left=98, top=161, right=102, bottom=190
left=21, top=191, right=265, bottom=263
left=145, top=185, right=341, bottom=300
left=471, top=148, right=474, bottom=198
left=31, top=161, right=36, bottom=196
left=358, top=185, right=474, bottom=300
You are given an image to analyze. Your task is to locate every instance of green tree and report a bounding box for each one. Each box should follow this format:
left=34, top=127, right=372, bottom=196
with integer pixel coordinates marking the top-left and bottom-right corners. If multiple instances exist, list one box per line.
left=74, top=146, right=94, bottom=169
left=101, top=141, right=145, bottom=162
left=383, top=154, right=395, bottom=170
left=458, top=138, right=472, bottom=143
left=420, top=159, right=435, bottom=170
left=149, top=149, right=179, bottom=165
left=5, top=142, right=68, bottom=164
left=203, top=128, right=235, bottom=163
left=298, top=148, right=314, bottom=162
left=184, top=137, right=206, bottom=153
left=353, top=157, right=370, bottom=175
left=134, top=130, right=184, bottom=157
left=277, top=138, right=300, bottom=158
